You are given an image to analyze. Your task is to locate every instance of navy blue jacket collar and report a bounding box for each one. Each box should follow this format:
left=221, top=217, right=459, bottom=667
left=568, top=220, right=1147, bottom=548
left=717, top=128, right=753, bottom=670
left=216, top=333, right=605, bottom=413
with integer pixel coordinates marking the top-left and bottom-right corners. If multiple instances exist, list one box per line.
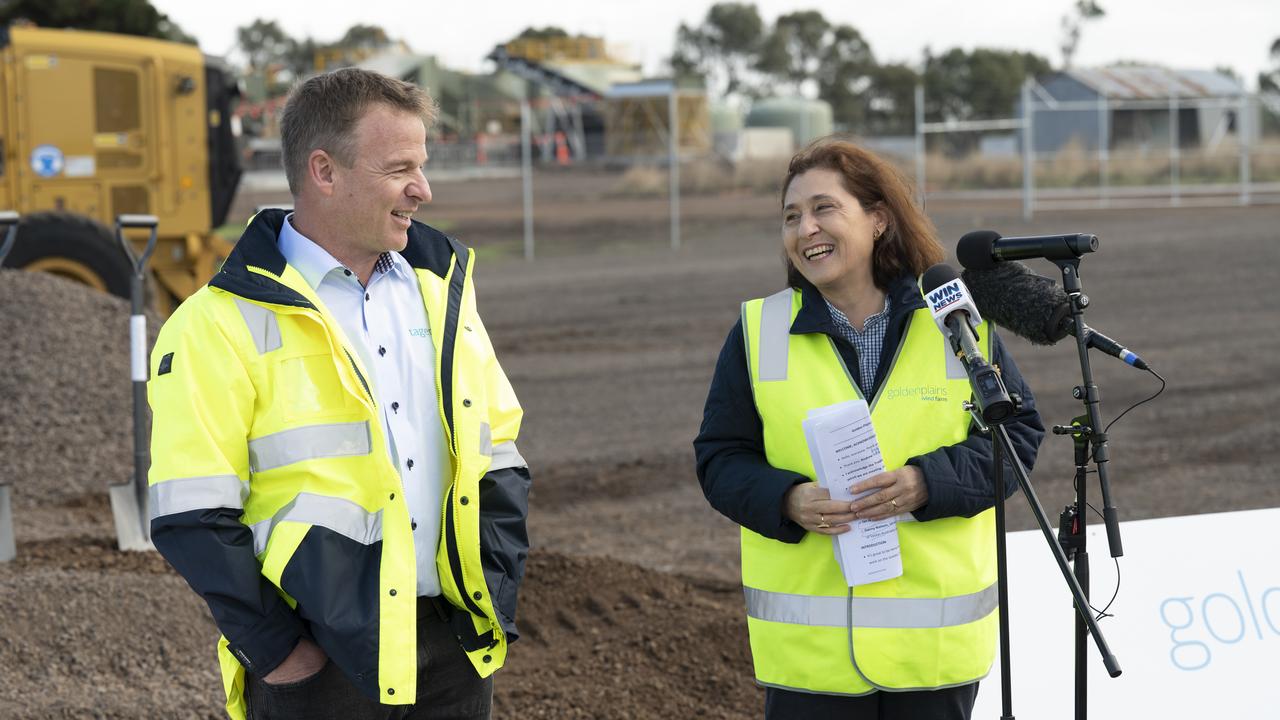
left=789, top=273, right=926, bottom=337
left=211, top=208, right=464, bottom=308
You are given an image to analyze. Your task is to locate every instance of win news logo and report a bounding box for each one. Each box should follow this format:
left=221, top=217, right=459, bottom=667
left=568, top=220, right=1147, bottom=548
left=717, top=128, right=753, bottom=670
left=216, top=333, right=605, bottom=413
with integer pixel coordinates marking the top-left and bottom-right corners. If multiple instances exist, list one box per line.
left=927, top=281, right=967, bottom=313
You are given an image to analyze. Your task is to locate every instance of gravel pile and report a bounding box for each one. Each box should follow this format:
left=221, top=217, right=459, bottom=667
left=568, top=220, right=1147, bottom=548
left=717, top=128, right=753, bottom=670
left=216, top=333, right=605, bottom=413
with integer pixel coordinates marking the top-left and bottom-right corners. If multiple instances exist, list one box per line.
left=0, top=548, right=757, bottom=719
left=0, top=269, right=159, bottom=505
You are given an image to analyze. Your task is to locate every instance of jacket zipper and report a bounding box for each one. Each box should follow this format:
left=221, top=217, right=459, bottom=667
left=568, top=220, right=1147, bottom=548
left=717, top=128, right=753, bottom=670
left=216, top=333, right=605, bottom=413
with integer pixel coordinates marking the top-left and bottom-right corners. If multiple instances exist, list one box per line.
left=344, top=348, right=375, bottom=407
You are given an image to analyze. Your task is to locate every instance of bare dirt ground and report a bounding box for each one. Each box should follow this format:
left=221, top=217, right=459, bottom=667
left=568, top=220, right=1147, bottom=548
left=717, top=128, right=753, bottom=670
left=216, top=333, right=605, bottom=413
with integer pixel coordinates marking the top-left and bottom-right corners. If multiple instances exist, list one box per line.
left=1, top=169, right=1276, bottom=718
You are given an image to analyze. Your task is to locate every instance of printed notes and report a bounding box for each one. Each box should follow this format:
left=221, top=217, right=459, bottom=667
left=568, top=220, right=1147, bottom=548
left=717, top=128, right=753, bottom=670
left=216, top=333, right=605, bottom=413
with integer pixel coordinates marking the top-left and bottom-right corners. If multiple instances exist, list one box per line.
left=803, top=400, right=904, bottom=587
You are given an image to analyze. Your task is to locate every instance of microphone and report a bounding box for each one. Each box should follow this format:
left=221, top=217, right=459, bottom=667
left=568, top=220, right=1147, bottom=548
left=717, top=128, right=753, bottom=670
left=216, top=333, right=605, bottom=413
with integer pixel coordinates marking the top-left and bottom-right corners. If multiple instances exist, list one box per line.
left=962, top=261, right=1150, bottom=371
left=921, top=263, right=1014, bottom=424
left=957, top=230, right=1099, bottom=271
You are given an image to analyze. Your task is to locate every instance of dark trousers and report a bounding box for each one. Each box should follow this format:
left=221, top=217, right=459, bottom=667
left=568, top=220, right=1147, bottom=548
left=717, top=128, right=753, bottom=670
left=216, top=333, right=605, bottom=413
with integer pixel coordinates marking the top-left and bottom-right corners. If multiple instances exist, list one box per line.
left=765, top=683, right=979, bottom=720
left=245, top=596, right=492, bottom=720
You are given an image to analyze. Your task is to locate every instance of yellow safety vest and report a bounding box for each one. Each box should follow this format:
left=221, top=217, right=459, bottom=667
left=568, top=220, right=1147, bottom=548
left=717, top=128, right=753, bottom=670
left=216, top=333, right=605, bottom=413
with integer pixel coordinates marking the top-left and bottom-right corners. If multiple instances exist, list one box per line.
left=148, top=211, right=524, bottom=718
left=740, top=287, right=997, bottom=695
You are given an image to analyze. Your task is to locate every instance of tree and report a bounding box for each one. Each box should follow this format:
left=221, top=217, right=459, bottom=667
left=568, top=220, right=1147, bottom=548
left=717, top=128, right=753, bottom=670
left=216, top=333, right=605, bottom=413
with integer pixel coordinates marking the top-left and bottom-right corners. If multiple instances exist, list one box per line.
left=237, top=19, right=292, bottom=71
left=814, top=24, right=877, bottom=129
left=338, top=24, right=392, bottom=51
left=1260, top=37, right=1280, bottom=93
left=670, top=2, right=766, bottom=99
left=756, top=10, right=831, bottom=95
left=924, top=47, right=1051, bottom=123
left=285, top=36, right=320, bottom=80
left=1214, top=66, right=1241, bottom=84
left=923, top=47, right=1051, bottom=154
left=1060, top=0, right=1105, bottom=69
left=864, top=63, right=919, bottom=135
left=0, top=0, right=194, bottom=43
left=515, top=26, right=570, bottom=40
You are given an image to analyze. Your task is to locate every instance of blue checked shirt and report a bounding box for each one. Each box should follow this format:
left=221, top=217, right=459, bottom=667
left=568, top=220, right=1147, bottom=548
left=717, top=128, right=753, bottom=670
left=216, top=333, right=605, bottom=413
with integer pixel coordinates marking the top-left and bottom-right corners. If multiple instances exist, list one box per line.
left=825, top=295, right=891, bottom=396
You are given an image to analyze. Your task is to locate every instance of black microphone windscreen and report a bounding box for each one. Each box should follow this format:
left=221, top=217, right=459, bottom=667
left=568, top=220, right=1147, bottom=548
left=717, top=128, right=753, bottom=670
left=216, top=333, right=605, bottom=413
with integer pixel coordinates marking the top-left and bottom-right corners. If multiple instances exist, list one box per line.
left=961, top=261, right=1072, bottom=345
left=921, top=263, right=960, bottom=293
left=957, top=230, right=1002, bottom=271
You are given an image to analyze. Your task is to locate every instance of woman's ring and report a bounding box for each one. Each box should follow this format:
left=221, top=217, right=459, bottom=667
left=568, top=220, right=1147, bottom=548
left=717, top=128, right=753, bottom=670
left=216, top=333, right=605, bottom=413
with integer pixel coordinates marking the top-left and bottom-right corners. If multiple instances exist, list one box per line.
left=817, top=514, right=831, bottom=529
left=890, top=498, right=899, bottom=509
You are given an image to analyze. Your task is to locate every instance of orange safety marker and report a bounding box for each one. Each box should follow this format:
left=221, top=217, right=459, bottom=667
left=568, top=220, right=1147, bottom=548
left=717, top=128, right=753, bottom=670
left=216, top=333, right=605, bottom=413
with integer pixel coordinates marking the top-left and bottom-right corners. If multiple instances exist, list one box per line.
left=555, top=131, right=569, bottom=165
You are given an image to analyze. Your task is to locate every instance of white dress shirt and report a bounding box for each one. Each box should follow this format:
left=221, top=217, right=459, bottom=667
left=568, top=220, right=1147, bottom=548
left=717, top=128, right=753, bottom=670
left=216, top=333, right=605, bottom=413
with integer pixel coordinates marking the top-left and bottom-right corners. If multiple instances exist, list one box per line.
left=279, top=215, right=449, bottom=597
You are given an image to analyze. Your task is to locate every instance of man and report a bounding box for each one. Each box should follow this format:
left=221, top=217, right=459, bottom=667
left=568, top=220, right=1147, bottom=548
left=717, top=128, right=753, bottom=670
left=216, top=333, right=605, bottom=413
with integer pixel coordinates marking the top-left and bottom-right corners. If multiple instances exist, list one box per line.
left=148, top=68, right=530, bottom=720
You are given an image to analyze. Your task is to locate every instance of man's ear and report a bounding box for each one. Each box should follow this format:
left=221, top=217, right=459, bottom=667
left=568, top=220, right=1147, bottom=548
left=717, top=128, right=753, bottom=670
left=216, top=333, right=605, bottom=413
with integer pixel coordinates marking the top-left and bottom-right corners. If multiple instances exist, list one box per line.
left=307, top=149, right=337, bottom=197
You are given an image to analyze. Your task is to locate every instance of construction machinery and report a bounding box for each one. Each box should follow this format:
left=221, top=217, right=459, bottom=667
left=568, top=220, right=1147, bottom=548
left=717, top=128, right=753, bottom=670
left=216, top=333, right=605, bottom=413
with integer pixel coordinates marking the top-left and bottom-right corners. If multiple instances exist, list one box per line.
left=0, top=25, right=242, bottom=313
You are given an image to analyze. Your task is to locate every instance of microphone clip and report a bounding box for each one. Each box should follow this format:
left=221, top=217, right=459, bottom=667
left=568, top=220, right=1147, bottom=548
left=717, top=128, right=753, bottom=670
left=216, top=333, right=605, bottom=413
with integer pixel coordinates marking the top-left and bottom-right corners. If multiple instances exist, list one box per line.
left=963, top=400, right=989, bottom=435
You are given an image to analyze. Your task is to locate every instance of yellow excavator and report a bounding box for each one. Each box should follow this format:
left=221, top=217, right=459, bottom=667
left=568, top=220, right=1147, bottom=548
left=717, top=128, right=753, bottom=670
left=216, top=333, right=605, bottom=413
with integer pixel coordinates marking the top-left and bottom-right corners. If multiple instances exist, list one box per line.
left=0, top=24, right=243, bottom=313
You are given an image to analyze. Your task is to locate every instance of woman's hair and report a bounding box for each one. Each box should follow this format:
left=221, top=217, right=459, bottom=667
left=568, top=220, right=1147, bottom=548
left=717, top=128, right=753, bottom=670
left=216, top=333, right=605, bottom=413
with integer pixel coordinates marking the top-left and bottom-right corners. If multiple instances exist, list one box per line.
left=781, top=138, right=944, bottom=291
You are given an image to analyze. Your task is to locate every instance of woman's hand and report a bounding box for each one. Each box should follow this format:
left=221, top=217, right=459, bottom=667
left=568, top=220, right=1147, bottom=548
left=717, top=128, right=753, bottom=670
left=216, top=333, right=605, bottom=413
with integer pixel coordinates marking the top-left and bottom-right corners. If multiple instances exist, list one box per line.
left=784, top=481, right=859, bottom=534
left=848, top=466, right=928, bottom=521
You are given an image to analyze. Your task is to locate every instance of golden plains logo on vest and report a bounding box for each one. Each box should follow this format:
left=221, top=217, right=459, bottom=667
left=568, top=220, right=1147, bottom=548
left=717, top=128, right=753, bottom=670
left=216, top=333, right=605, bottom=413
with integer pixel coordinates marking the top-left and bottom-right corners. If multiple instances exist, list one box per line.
left=884, top=384, right=950, bottom=402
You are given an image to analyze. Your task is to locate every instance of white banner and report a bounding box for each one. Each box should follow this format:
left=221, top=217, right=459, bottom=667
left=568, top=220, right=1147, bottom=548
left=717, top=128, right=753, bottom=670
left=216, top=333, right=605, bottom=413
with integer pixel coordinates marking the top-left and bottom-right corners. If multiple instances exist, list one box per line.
left=973, top=508, right=1280, bottom=717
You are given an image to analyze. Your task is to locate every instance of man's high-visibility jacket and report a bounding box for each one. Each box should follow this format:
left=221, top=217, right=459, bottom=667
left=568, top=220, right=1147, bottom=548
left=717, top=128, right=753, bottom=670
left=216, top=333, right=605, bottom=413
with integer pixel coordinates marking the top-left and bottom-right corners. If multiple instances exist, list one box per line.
left=739, top=286, right=998, bottom=695
left=148, top=210, right=530, bottom=719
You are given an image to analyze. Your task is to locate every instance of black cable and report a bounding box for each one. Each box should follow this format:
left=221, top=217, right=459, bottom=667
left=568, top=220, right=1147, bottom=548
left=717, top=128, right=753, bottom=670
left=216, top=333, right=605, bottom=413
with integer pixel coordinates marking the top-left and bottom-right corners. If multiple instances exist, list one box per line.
left=1078, top=368, right=1162, bottom=620
left=1084, top=501, right=1120, bottom=621
left=1104, top=368, right=1166, bottom=435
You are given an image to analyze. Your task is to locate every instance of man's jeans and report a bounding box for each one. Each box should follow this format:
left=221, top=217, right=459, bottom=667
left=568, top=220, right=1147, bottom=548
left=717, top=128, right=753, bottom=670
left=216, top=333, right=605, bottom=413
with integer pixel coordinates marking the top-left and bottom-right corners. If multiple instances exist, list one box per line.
left=245, top=596, right=492, bottom=720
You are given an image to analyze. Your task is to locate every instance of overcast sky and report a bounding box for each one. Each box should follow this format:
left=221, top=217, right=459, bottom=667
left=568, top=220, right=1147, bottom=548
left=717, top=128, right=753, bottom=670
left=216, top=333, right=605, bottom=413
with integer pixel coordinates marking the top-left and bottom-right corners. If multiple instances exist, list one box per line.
left=154, top=0, right=1278, bottom=89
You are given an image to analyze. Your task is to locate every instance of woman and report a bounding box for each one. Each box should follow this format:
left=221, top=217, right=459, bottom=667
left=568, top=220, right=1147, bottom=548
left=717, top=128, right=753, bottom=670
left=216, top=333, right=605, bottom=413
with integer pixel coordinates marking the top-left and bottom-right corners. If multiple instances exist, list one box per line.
left=693, top=139, right=1044, bottom=719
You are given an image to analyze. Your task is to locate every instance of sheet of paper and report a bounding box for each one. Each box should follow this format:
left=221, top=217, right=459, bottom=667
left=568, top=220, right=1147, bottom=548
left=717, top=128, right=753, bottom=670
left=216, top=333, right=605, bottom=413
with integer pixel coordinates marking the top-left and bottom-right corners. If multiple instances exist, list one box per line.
left=803, top=400, right=904, bottom=586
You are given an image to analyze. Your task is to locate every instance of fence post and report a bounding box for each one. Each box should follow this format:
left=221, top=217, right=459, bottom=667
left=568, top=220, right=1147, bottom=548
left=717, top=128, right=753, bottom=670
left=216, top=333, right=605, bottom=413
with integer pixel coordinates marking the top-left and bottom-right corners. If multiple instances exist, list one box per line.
left=521, top=99, right=535, bottom=262
left=914, top=84, right=926, bottom=207
left=1170, top=93, right=1181, bottom=207
left=669, top=82, right=681, bottom=250
left=1239, top=93, right=1252, bottom=206
left=1021, top=80, right=1034, bottom=221
left=1099, top=95, right=1110, bottom=208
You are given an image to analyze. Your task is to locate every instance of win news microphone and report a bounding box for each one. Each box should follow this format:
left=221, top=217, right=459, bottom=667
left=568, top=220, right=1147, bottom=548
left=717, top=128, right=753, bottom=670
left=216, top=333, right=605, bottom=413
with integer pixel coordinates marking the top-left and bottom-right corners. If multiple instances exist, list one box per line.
left=921, top=263, right=1014, bottom=424
left=961, top=261, right=1150, bottom=371
left=957, top=229, right=1099, bottom=271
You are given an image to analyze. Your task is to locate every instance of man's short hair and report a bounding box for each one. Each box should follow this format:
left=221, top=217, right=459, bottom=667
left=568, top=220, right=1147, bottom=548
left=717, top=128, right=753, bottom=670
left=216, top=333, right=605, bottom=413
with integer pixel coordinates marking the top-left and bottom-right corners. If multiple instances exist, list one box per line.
left=279, top=68, right=437, bottom=194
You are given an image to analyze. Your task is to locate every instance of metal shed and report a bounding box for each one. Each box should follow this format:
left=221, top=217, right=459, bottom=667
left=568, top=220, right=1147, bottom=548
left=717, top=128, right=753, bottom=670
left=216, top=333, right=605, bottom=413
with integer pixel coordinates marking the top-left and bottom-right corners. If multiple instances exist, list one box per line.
left=1027, top=66, right=1249, bottom=153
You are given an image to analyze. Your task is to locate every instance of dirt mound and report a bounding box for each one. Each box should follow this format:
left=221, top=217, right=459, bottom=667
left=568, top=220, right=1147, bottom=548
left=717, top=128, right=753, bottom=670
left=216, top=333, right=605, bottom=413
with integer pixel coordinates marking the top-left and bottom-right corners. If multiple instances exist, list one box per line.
left=499, top=553, right=756, bottom=719
left=0, top=549, right=757, bottom=719
left=0, top=269, right=159, bottom=505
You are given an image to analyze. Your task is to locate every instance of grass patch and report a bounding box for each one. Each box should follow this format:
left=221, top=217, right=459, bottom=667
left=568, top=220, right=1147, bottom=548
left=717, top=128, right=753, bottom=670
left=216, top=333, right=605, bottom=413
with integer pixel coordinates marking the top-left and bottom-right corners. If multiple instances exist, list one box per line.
left=608, top=137, right=1280, bottom=196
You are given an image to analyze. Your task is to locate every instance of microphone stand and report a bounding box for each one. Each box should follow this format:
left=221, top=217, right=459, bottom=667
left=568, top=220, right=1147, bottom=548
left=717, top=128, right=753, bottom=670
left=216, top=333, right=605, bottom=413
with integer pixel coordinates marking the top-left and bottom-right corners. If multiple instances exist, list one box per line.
left=957, top=348, right=1121, bottom=720
left=1048, top=258, right=1126, bottom=720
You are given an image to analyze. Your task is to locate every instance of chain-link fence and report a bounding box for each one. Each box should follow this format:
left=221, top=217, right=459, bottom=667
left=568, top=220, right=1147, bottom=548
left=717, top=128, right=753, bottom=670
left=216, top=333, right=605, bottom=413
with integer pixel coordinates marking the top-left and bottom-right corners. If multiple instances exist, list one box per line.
left=912, top=81, right=1280, bottom=218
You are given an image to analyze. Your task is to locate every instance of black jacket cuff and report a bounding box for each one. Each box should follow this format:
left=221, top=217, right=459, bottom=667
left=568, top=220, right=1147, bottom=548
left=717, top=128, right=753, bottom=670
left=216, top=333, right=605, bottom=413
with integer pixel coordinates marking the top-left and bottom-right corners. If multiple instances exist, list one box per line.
left=759, top=472, right=809, bottom=543
left=906, top=455, right=958, bottom=522
left=225, top=599, right=306, bottom=677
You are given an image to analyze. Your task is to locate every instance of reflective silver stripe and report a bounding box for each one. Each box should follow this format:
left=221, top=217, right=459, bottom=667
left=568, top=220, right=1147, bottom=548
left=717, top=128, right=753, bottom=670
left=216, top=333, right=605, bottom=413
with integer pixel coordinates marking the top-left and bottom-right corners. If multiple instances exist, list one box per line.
left=757, top=289, right=793, bottom=382
left=248, top=421, right=372, bottom=473
left=149, top=474, right=248, bottom=520
left=479, top=422, right=527, bottom=470
left=234, top=297, right=282, bottom=354
left=248, top=492, right=383, bottom=556
left=489, top=441, right=527, bottom=471
left=744, top=583, right=998, bottom=629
